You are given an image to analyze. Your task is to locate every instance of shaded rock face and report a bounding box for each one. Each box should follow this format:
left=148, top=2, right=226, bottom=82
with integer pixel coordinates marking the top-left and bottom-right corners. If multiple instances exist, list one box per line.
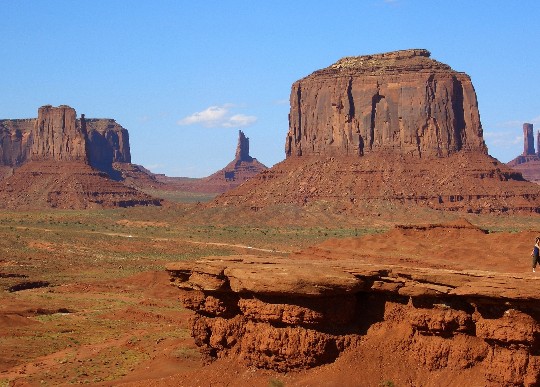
left=524, top=123, right=535, bottom=156
left=235, top=130, right=251, bottom=161
left=285, top=49, right=487, bottom=158
left=85, top=118, right=131, bottom=174
left=0, top=120, right=32, bottom=167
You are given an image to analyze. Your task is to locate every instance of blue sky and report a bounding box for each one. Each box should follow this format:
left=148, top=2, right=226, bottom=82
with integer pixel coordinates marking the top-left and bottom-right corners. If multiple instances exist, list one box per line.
left=1, top=1, right=539, bottom=177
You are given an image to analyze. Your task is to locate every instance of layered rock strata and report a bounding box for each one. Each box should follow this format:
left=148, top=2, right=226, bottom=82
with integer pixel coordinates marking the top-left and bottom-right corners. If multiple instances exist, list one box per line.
left=285, top=49, right=487, bottom=158
left=167, top=223, right=540, bottom=385
left=31, top=105, right=87, bottom=162
left=0, top=161, right=161, bottom=209
left=212, top=152, right=540, bottom=214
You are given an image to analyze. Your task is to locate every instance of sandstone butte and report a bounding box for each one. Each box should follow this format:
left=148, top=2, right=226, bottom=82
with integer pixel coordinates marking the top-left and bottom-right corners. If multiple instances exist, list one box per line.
left=0, top=105, right=160, bottom=209
left=167, top=219, right=540, bottom=386
left=507, top=123, right=540, bottom=184
left=155, top=130, right=268, bottom=194
left=211, top=49, right=540, bottom=214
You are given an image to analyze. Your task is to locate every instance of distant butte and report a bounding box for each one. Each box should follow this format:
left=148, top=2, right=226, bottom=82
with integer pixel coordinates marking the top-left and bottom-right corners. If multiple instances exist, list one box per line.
left=0, top=105, right=160, bottom=209
left=211, top=49, right=540, bottom=215
left=155, top=130, right=267, bottom=194
left=507, top=123, right=540, bottom=184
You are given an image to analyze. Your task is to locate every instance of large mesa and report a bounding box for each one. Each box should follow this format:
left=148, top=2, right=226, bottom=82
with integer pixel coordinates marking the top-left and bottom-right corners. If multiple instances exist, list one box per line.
left=286, top=49, right=487, bottom=158
left=211, top=49, right=540, bottom=216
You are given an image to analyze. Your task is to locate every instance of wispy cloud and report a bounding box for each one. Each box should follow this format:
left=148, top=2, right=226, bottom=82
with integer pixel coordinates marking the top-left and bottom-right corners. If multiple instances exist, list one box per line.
left=178, top=104, right=257, bottom=128
left=495, top=115, right=540, bottom=129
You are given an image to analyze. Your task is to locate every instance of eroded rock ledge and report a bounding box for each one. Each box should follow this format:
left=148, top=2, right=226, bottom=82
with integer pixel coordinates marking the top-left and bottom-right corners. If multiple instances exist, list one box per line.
left=167, top=255, right=540, bottom=385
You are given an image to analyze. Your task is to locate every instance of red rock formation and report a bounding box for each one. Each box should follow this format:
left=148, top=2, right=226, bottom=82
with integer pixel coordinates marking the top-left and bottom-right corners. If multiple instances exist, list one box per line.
left=86, top=118, right=131, bottom=172
left=507, top=123, right=540, bottom=184
left=524, top=123, right=535, bottom=155
left=0, top=105, right=161, bottom=209
left=286, top=49, right=487, bottom=158
left=30, top=105, right=87, bottom=162
left=0, top=160, right=161, bottom=209
left=212, top=49, right=540, bottom=215
left=0, top=110, right=132, bottom=173
left=167, top=222, right=540, bottom=385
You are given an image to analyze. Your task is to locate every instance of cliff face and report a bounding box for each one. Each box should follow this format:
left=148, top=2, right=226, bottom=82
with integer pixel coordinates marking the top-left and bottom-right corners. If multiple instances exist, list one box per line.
left=0, top=120, right=32, bottom=166
left=0, top=107, right=132, bottom=174
left=167, top=222, right=540, bottom=385
left=286, top=49, right=487, bottom=158
left=0, top=105, right=160, bottom=209
left=30, top=105, right=88, bottom=162
left=85, top=118, right=131, bottom=172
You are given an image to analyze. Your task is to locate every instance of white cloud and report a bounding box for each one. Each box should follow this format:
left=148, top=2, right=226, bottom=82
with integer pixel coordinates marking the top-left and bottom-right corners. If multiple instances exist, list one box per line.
left=178, top=104, right=257, bottom=128
left=484, top=130, right=522, bottom=146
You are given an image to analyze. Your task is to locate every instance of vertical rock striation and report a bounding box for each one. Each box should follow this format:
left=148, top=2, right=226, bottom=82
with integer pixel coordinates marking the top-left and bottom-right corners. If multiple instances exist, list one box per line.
left=30, top=105, right=88, bottom=162
left=523, top=123, right=535, bottom=155
left=285, top=49, right=487, bottom=158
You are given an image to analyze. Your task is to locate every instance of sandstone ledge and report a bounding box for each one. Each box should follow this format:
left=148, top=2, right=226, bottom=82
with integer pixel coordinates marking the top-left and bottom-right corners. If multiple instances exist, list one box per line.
left=167, top=255, right=540, bottom=384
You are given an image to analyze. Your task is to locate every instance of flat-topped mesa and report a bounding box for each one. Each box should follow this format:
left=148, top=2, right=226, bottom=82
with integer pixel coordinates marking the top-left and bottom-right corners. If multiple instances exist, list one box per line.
left=0, top=107, right=132, bottom=174
left=31, top=105, right=88, bottom=162
left=286, top=48, right=487, bottom=158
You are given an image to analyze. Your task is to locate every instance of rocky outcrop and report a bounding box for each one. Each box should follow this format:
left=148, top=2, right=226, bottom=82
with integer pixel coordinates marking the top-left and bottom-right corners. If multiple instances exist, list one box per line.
left=167, top=222, right=540, bottom=385
left=524, top=123, right=536, bottom=156
left=508, top=123, right=540, bottom=184
left=0, top=105, right=161, bottom=209
left=0, top=108, right=132, bottom=174
left=0, top=119, right=32, bottom=167
left=86, top=118, right=131, bottom=172
left=30, top=105, right=87, bottom=162
left=285, top=49, right=487, bottom=158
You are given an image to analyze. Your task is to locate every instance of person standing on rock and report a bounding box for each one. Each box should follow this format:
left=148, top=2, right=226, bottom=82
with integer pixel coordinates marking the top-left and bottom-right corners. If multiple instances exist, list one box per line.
left=532, top=237, right=540, bottom=273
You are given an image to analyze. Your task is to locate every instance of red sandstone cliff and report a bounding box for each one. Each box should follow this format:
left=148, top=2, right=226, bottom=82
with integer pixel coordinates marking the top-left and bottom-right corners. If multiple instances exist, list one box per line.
left=0, top=110, right=132, bottom=174
left=286, top=49, right=487, bottom=158
left=30, top=105, right=88, bottom=162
